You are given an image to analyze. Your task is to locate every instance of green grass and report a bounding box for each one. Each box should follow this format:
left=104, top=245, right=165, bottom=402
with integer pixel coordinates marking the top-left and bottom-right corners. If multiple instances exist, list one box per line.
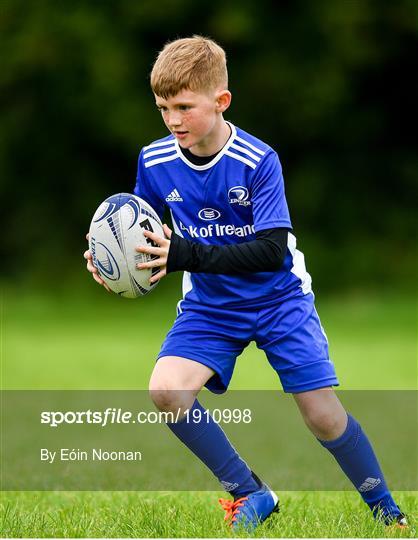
left=1, top=491, right=416, bottom=538
left=1, top=283, right=417, bottom=537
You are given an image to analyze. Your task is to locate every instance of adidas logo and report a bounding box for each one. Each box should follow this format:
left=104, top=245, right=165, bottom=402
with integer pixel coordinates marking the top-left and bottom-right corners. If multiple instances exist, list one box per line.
left=358, top=477, right=381, bottom=492
left=221, top=480, right=239, bottom=492
left=165, top=189, right=183, bottom=202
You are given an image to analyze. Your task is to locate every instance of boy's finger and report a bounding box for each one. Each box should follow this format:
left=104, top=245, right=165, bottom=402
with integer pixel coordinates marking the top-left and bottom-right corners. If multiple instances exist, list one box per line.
left=136, top=245, right=163, bottom=256
left=143, top=230, right=165, bottom=245
left=163, top=224, right=172, bottom=239
left=92, top=273, right=111, bottom=292
left=93, top=273, right=104, bottom=285
left=137, top=257, right=165, bottom=270
left=150, top=269, right=166, bottom=283
left=87, top=259, right=97, bottom=271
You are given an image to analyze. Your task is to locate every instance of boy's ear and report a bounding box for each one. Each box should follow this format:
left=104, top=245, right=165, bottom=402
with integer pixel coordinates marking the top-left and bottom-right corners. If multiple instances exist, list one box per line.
left=215, top=90, right=232, bottom=113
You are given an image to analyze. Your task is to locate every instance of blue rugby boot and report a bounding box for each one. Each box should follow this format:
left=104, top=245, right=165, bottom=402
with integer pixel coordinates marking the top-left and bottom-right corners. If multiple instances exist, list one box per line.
left=219, top=478, right=279, bottom=531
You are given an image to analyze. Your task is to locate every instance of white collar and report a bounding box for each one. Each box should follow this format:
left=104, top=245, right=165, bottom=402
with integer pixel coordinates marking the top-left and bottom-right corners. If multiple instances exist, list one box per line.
left=175, top=121, right=236, bottom=171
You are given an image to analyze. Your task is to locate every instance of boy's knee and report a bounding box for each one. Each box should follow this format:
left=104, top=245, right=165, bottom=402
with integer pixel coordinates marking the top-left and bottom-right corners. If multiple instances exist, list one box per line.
left=148, top=379, right=196, bottom=414
left=304, top=408, right=347, bottom=440
left=148, top=356, right=210, bottom=413
left=149, top=379, right=174, bottom=411
left=294, top=389, right=347, bottom=440
left=149, top=389, right=173, bottom=412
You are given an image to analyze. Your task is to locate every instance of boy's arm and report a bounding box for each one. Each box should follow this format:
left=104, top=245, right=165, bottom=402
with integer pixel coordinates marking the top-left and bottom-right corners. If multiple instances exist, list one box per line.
left=137, top=227, right=288, bottom=282
left=166, top=228, right=288, bottom=274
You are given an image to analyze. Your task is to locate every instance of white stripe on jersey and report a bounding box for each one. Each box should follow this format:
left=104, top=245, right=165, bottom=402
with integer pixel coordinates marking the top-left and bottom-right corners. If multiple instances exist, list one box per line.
left=144, top=153, right=179, bottom=168
left=143, top=139, right=175, bottom=151
left=170, top=209, right=193, bottom=309
left=181, top=272, right=193, bottom=304
left=234, top=135, right=266, bottom=156
left=225, top=149, right=257, bottom=169
left=143, top=145, right=176, bottom=159
left=170, top=209, right=182, bottom=236
left=287, top=232, right=312, bottom=294
left=230, top=142, right=261, bottom=162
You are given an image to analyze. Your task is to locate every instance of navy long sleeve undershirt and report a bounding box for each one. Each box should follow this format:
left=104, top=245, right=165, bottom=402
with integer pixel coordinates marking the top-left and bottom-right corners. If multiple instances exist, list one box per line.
left=167, top=227, right=288, bottom=274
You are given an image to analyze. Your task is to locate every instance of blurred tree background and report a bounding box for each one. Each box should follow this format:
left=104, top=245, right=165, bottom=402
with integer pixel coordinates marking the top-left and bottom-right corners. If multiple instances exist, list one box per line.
left=1, top=0, right=417, bottom=293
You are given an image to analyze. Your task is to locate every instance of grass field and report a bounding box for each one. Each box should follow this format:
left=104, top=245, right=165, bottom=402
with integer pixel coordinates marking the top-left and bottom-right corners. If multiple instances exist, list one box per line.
left=1, top=280, right=417, bottom=537
left=2, top=491, right=416, bottom=538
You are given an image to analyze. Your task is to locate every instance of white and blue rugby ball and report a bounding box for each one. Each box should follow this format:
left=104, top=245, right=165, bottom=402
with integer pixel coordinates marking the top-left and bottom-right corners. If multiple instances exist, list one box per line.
left=88, top=193, right=163, bottom=298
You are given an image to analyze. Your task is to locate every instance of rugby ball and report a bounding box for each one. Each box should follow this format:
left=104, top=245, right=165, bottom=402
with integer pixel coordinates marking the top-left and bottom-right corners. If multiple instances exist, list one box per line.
left=88, top=193, right=163, bottom=298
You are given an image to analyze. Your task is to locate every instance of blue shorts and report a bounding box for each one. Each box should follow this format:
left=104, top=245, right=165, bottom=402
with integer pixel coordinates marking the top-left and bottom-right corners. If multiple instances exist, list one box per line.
left=158, top=292, right=339, bottom=394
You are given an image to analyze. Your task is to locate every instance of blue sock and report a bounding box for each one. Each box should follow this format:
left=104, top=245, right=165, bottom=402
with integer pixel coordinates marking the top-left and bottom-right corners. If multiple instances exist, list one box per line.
left=319, top=414, right=400, bottom=522
left=167, top=399, right=259, bottom=497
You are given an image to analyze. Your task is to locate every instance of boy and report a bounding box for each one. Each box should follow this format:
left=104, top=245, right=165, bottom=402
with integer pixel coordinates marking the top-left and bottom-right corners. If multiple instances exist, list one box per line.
left=85, top=36, right=407, bottom=531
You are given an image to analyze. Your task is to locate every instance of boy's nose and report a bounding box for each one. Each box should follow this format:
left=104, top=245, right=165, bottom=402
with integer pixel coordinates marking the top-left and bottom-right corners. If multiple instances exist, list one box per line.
left=167, top=112, right=182, bottom=127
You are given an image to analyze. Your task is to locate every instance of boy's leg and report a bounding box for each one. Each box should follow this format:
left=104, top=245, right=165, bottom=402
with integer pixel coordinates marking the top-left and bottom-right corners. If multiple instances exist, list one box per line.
left=153, top=303, right=279, bottom=530
left=257, top=293, right=404, bottom=524
left=149, top=355, right=260, bottom=497
left=293, top=387, right=402, bottom=522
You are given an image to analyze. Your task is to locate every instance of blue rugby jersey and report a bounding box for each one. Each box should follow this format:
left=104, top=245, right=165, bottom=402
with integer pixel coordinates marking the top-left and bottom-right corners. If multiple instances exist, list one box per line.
left=134, top=122, right=312, bottom=308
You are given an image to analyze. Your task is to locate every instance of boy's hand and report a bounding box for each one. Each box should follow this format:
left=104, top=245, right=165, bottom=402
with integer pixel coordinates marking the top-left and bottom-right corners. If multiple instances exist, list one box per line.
left=136, top=224, right=172, bottom=284
left=84, top=233, right=111, bottom=292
